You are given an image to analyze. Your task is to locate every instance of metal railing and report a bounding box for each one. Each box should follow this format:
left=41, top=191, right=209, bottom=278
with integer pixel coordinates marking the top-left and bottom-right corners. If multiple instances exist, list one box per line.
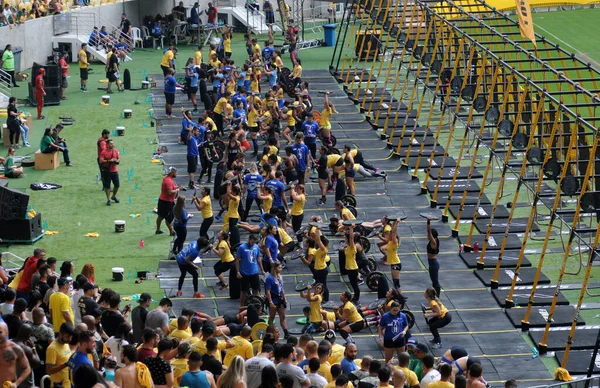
left=0, top=68, right=12, bottom=107
left=529, top=376, right=600, bottom=388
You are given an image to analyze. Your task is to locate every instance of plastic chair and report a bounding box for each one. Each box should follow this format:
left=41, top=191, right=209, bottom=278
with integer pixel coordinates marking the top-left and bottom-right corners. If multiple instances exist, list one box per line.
left=142, top=26, right=163, bottom=49
left=131, top=27, right=143, bottom=48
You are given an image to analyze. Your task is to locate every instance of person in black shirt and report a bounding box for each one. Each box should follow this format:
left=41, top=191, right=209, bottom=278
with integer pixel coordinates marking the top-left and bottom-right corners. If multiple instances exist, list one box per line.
left=131, top=292, right=151, bottom=345
left=145, top=339, right=174, bottom=387
left=119, top=13, right=132, bottom=42
left=33, top=264, right=51, bottom=304
left=101, top=292, right=125, bottom=337
left=106, top=47, right=123, bottom=94
left=78, top=282, right=100, bottom=318
left=173, top=1, right=187, bottom=21
left=200, top=337, right=223, bottom=379
left=2, top=298, right=26, bottom=339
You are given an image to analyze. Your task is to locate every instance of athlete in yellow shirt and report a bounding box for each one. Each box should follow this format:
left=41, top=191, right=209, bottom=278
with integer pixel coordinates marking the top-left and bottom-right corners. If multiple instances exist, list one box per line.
left=300, top=283, right=325, bottom=333
left=290, top=184, right=306, bottom=236
left=191, top=187, right=213, bottom=240
left=160, top=48, right=177, bottom=75
left=226, top=183, right=242, bottom=249
left=424, top=287, right=451, bottom=348
left=320, top=92, right=338, bottom=147
left=386, top=218, right=402, bottom=292
left=78, top=44, right=89, bottom=92
left=194, top=45, right=203, bottom=65
left=211, top=231, right=235, bottom=290
left=336, top=289, right=365, bottom=344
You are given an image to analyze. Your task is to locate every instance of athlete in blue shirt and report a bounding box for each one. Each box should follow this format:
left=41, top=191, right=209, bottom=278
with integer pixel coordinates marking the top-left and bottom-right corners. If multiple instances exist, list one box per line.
left=264, top=260, right=289, bottom=337
left=187, top=127, right=200, bottom=188
left=176, top=237, right=210, bottom=298
left=378, top=301, right=409, bottom=362
left=302, top=112, right=319, bottom=160
left=236, top=234, right=261, bottom=306
left=261, top=225, right=279, bottom=273
left=292, top=132, right=312, bottom=183
left=164, top=68, right=182, bottom=118
left=242, top=166, right=264, bottom=221
left=265, top=171, right=288, bottom=211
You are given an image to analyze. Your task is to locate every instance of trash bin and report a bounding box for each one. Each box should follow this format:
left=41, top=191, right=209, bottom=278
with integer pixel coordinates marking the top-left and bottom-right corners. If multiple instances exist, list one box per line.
left=323, top=24, right=336, bottom=47
left=13, top=47, right=22, bottom=73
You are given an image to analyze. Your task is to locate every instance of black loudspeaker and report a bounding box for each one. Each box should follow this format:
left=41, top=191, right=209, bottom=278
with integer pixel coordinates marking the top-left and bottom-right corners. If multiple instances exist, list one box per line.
left=0, top=186, right=29, bottom=219
left=31, top=62, right=61, bottom=87
left=124, top=69, right=131, bottom=90
left=0, top=213, right=42, bottom=241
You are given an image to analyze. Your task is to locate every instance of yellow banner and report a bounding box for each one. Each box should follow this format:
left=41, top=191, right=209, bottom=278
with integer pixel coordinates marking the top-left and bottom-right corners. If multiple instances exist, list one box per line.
left=515, top=0, right=537, bottom=47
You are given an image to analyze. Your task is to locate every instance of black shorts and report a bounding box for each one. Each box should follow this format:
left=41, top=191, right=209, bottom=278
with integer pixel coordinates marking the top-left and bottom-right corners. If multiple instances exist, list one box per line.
left=249, top=126, right=259, bottom=133
left=335, top=158, right=344, bottom=167
left=157, top=199, right=175, bottom=221
left=223, top=313, right=239, bottom=325
left=345, top=168, right=356, bottom=178
left=227, top=322, right=243, bottom=336
left=165, top=92, right=175, bottom=105
left=262, top=260, right=272, bottom=274
left=283, top=241, right=295, bottom=252
left=318, top=168, right=328, bottom=180
left=107, top=72, right=117, bottom=82
left=391, top=263, right=402, bottom=271
left=187, top=155, right=198, bottom=173
left=266, top=13, right=275, bottom=24
left=161, top=65, right=170, bottom=76
left=102, top=170, right=120, bottom=189
left=214, top=260, right=234, bottom=276
left=80, top=68, right=88, bottom=80
left=348, top=320, right=365, bottom=332
left=384, top=337, right=406, bottom=348
left=241, top=273, right=260, bottom=292
left=188, top=86, right=198, bottom=95
left=297, top=168, right=306, bottom=183
left=225, top=52, right=232, bottom=59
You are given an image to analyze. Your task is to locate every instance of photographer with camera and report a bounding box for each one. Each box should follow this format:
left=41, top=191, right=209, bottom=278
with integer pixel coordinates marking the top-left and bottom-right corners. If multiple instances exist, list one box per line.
left=99, top=139, right=121, bottom=206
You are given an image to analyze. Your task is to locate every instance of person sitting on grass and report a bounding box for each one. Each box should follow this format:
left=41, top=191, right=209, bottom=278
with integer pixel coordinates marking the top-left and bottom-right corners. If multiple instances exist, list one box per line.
left=3, top=147, right=23, bottom=178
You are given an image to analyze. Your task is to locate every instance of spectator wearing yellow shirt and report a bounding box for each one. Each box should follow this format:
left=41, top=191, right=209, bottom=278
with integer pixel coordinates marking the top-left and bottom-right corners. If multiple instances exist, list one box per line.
left=222, top=325, right=254, bottom=366
left=169, top=308, right=195, bottom=334
left=171, top=316, right=192, bottom=341
left=171, top=342, right=193, bottom=386
left=46, top=322, right=74, bottom=388
left=49, top=277, right=74, bottom=333
left=396, top=352, right=420, bottom=388
left=194, top=322, right=235, bottom=362
left=427, top=364, right=454, bottom=388
left=223, top=25, right=232, bottom=59
left=317, top=344, right=333, bottom=383
left=377, top=367, right=392, bottom=388
left=194, top=45, right=203, bottom=65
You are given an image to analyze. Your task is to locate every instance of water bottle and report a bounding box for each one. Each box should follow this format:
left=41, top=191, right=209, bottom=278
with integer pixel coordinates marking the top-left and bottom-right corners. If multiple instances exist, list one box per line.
left=96, top=173, right=100, bottom=184
left=514, top=298, right=519, bottom=307
left=128, top=269, right=133, bottom=280
left=139, top=239, right=145, bottom=249
left=473, top=242, right=479, bottom=253
left=459, top=244, right=464, bottom=253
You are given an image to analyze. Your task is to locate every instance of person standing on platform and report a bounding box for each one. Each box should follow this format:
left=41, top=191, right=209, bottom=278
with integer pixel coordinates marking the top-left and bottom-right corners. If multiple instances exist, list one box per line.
left=99, top=139, right=121, bottom=206
left=172, top=196, right=191, bottom=255
left=386, top=219, right=402, bottom=293
left=78, top=43, right=89, bottom=92
left=235, top=234, right=261, bottom=306
left=156, top=166, right=183, bottom=236
left=423, top=287, right=451, bottom=349
left=35, top=68, right=45, bottom=120
left=164, top=68, right=183, bottom=118
left=426, top=217, right=441, bottom=297
left=193, top=187, right=214, bottom=239
left=176, top=237, right=209, bottom=298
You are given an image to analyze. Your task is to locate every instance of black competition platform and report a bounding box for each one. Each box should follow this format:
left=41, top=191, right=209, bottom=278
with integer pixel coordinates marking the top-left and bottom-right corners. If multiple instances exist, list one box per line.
left=473, top=218, right=540, bottom=234
left=428, top=167, right=483, bottom=180
left=458, top=233, right=523, bottom=251
left=427, top=179, right=480, bottom=193
left=555, top=351, right=600, bottom=374
left=449, top=204, right=510, bottom=220
left=473, top=267, right=551, bottom=287
left=529, top=326, right=599, bottom=351
left=460, top=251, right=532, bottom=269
left=492, top=287, right=569, bottom=307
left=442, top=194, right=492, bottom=206
left=505, top=305, right=584, bottom=328
left=406, top=156, right=457, bottom=169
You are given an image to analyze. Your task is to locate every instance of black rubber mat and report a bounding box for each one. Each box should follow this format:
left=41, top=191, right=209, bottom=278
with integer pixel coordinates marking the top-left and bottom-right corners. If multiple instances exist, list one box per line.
left=397, top=144, right=445, bottom=157
left=449, top=204, right=510, bottom=219
left=441, top=194, right=491, bottom=206
left=555, top=351, right=600, bottom=374
left=491, top=287, right=570, bottom=307
left=473, top=218, right=540, bottom=233
left=395, top=136, right=437, bottom=148
left=427, top=179, right=480, bottom=193
left=505, top=305, right=582, bottom=328
left=473, top=267, right=551, bottom=287
left=529, top=326, right=598, bottom=351
left=459, top=251, right=532, bottom=268
left=428, top=167, right=483, bottom=180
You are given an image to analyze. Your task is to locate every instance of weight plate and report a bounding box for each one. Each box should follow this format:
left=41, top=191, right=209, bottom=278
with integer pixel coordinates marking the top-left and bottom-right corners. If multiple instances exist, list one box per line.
left=580, top=192, right=597, bottom=211
left=419, top=212, right=441, bottom=220
left=295, top=278, right=316, bottom=292
left=368, top=298, right=388, bottom=310
left=289, top=249, right=305, bottom=261
left=431, top=60, right=442, bottom=75
left=561, top=175, right=579, bottom=196
left=308, top=221, right=325, bottom=228
left=397, top=31, right=407, bottom=44
left=421, top=53, right=432, bottom=67
left=361, top=237, right=371, bottom=253
left=338, top=240, right=347, bottom=250
left=498, top=119, right=514, bottom=136
left=246, top=294, right=265, bottom=311
left=367, top=257, right=377, bottom=272
left=347, top=205, right=358, bottom=217
left=461, top=85, right=475, bottom=102
left=543, top=158, right=561, bottom=180
left=383, top=20, right=391, bottom=30
left=252, top=339, right=262, bottom=356
left=387, top=213, right=407, bottom=221
left=486, top=106, right=500, bottom=124
left=473, top=96, right=487, bottom=112
left=402, top=310, right=415, bottom=329
left=512, top=132, right=526, bottom=149
left=284, top=180, right=299, bottom=191
left=406, top=39, right=415, bottom=52
left=366, top=271, right=384, bottom=291
left=390, top=26, right=399, bottom=38
left=342, top=219, right=362, bottom=226
left=413, top=45, right=423, bottom=59
left=341, top=194, right=357, bottom=208
left=326, top=147, right=340, bottom=155
left=251, top=322, right=269, bottom=341
left=527, top=146, right=542, bottom=163
left=451, top=76, right=463, bottom=92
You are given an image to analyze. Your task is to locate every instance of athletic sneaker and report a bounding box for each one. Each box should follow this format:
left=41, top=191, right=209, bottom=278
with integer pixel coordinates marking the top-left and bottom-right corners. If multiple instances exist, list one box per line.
left=322, top=301, right=335, bottom=308
left=215, top=215, right=223, bottom=222
left=219, top=284, right=229, bottom=290
left=431, top=342, right=444, bottom=349
left=318, top=199, right=326, bottom=206
left=193, top=292, right=206, bottom=298
left=358, top=278, right=365, bottom=286
left=106, top=200, right=111, bottom=206
left=176, top=291, right=183, bottom=297
left=111, top=196, right=120, bottom=203
left=216, top=281, right=224, bottom=286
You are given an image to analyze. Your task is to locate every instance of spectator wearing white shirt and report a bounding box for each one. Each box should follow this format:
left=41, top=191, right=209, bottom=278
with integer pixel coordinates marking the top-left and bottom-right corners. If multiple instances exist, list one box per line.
left=307, top=358, right=328, bottom=388
left=420, top=355, right=441, bottom=388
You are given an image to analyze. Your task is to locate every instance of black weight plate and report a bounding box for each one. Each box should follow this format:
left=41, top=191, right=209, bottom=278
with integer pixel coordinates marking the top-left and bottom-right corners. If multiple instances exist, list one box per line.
left=342, top=219, right=362, bottom=226
left=527, top=146, right=542, bottom=163
left=512, top=132, right=527, bottom=149
left=383, top=20, right=391, bottom=30
left=413, top=45, right=423, bottom=59
left=498, top=119, right=514, bottom=136
left=580, top=192, right=597, bottom=211
left=341, top=194, right=357, bottom=208
left=561, top=175, right=579, bottom=196
left=366, top=271, right=383, bottom=291
left=289, top=249, right=305, bottom=261
left=367, top=257, right=377, bottom=272
left=295, top=278, right=316, bottom=292
left=387, top=213, right=407, bottom=221
left=347, top=205, right=358, bottom=217
left=461, top=85, right=475, bottom=102
left=451, top=76, right=463, bottom=92
left=419, top=212, right=441, bottom=220
left=486, top=106, right=500, bottom=124
left=326, top=147, right=340, bottom=155
left=403, top=310, right=415, bottom=329
left=308, top=221, right=325, bottom=228
left=431, top=60, right=442, bottom=75
left=440, top=70, right=452, bottom=83
left=377, top=11, right=385, bottom=22
left=397, top=31, right=407, bottom=44
left=421, top=53, right=432, bottom=67
left=361, top=237, right=371, bottom=253
left=406, top=39, right=415, bottom=52
left=390, top=26, right=399, bottom=38
left=543, top=158, right=561, bottom=180
left=284, top=180, right=299, bottom=191
left=474, top=96, right=486, bottom=112
left=246, top=294, right=265, bottom=309
left=368, top=298, right=388, bottom=310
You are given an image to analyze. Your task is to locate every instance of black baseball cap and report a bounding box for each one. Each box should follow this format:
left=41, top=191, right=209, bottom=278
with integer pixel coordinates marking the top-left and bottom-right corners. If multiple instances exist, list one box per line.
left=138, top=292, right=152, bottom=303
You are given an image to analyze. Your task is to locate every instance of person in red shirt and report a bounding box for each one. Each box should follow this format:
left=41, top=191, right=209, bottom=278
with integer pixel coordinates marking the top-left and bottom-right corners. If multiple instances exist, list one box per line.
left=99, top=139, right=121, bottom=206
left=97, top=129, right=110, bottom=176
left=205, top=2, right=217, bottom=24
left=58, top=52, right=69, bottom=100
left=35, top=68, right=46, bottom=120
left=17, top=248, right=46, bottom=300
left=157, top=166, right=183, bottom=235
